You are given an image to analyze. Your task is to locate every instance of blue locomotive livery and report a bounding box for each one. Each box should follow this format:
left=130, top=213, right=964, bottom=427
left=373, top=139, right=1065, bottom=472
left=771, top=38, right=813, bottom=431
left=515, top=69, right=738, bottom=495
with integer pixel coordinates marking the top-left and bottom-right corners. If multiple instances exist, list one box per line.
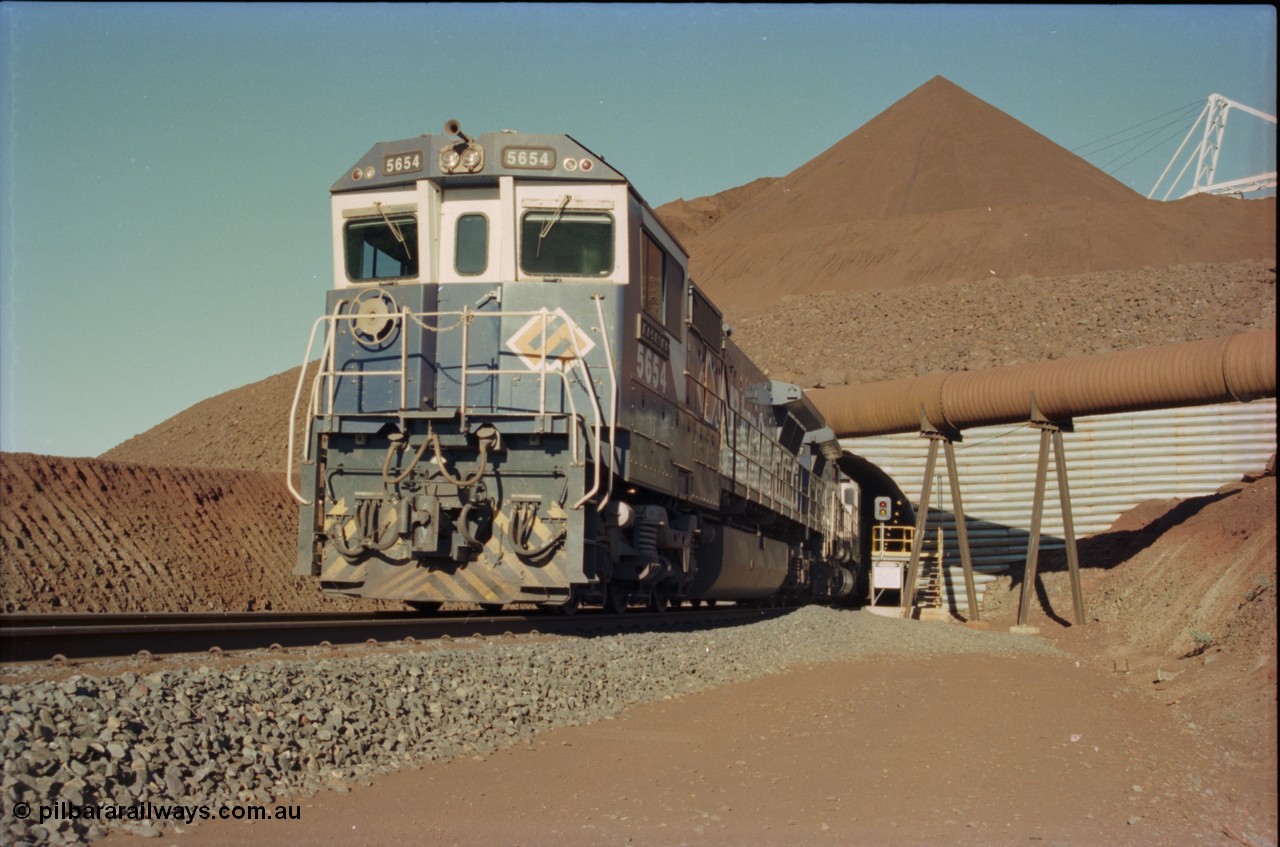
left=287, top=121, right=860, bottom=613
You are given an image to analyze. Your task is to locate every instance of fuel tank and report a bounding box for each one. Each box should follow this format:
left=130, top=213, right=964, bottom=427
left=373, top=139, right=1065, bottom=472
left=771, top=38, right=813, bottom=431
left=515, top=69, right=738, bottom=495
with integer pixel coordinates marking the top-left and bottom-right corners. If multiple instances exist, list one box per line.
left=688, top=524, right=789, bottom=600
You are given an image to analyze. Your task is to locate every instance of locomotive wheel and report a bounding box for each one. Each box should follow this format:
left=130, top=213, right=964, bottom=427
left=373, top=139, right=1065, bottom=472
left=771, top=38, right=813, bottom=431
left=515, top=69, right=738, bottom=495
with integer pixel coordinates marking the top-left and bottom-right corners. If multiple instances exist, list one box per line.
left=406, top=601, right=443, bottom=614
left=603, top=582, right=629, bottom=615
left=647, top=584, right=669, bottom=613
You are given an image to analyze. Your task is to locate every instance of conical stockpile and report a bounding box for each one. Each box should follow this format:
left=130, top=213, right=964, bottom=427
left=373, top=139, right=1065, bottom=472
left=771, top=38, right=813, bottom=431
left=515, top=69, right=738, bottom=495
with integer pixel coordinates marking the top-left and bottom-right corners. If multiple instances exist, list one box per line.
left=660, top=76, right=1274, bottom=317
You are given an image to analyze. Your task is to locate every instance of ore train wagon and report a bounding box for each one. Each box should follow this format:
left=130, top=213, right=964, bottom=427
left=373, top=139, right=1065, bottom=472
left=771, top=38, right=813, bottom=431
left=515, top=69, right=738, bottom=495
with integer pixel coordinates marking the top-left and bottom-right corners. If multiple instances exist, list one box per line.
left=287, top=121, right=860, bottom=613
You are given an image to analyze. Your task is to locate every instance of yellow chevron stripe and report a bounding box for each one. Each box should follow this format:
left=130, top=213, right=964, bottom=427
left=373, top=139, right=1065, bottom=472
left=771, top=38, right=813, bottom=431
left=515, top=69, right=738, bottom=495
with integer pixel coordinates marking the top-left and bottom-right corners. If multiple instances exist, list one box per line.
left=490, top=508, right=570, bottom=587
left=382, top=565, right=424, bottom=597
left=321, top=503, right=574, bottom=602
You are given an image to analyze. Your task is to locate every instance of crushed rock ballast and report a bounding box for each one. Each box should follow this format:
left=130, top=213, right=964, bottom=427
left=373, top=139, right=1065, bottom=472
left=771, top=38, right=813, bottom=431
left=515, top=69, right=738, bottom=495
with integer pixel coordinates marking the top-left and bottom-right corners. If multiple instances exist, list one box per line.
left=1, top=608, right=1060, bottom=844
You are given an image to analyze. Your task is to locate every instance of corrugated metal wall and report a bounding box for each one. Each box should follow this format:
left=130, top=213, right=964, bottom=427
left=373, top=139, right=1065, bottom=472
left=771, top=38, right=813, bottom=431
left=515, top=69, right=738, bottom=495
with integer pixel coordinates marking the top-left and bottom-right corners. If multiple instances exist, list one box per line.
left=844, top=399, right=1276, bottom=610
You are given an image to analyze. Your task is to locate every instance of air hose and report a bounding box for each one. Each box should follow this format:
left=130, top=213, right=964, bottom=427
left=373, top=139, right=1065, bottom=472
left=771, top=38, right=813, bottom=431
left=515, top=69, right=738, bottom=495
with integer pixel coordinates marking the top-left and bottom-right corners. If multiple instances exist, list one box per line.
left=331, top=498, right=400, bottom=560
left=508, top=501, right=566, bottom=559
left=381, top=430, right=492, bottom=488
left=427, top=432, right=489, bottom=488
left=458, top=491, right=494, bottom=549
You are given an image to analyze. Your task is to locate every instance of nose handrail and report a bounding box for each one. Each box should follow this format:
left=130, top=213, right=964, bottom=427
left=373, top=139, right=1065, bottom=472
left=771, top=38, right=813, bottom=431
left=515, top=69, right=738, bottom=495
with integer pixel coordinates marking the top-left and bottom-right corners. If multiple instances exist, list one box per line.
left=286, top=305, right=614, bottom=507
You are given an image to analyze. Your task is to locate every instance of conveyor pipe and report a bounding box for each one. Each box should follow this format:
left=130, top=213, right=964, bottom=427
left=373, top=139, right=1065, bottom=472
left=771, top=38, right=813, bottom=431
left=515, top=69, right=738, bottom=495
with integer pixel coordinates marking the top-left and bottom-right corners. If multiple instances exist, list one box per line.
left=809, top=328, right=1275, bottom=438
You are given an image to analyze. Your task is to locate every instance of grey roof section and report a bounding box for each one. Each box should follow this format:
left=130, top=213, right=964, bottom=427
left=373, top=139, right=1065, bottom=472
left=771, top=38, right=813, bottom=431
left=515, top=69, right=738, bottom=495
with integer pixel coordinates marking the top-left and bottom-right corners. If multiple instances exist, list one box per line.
left=332, top=129, right=628, bottom=193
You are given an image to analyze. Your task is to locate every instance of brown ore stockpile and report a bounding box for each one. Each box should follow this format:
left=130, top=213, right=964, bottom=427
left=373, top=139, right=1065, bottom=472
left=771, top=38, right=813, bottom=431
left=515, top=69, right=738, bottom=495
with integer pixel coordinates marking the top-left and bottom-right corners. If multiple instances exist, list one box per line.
left=2, top=75, right=1275, bottom=633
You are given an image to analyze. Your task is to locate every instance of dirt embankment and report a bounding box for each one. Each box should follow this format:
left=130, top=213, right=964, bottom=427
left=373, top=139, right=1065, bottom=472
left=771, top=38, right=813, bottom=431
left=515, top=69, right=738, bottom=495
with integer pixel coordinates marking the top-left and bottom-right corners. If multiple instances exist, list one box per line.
left=984, top=469, right=1277, bottom=772
left=730, top=259, right=1276, bottom=385
left=0, top=453, right=385, bottom=614
left=99, top=365, right=316, bottom=476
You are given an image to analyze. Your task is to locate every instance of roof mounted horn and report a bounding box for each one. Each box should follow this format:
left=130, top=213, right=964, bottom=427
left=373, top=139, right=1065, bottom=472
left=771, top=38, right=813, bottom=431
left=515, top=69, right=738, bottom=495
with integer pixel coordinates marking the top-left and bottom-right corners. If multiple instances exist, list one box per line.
left=443, top=119, right=472, bottom=145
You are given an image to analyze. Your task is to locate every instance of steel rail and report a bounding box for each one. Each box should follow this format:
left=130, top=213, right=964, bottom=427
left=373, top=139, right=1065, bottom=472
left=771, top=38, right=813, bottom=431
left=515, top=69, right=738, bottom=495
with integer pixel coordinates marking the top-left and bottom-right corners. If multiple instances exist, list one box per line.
left=0, top=606, right=793, bottom=665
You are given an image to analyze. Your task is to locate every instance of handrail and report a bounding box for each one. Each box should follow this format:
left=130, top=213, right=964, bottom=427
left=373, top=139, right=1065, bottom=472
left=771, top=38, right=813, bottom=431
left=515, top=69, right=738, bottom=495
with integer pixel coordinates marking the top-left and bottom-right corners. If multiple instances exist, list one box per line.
left=286, top=305, right=610, bottom=507
left=872, top=523, right=916, bottom=557
left=728, top=411, right=799, bottom=522
left=285, top=305, right=348, bottom=505
left=399, top=306, right=409, bottom=411
left=567, top=304, right=609, bottom=509
left=459, top=305, right=472, bottom=426
left=285, top=316, right=327, bottom=505
left=591, top=295, right=618, bottom=510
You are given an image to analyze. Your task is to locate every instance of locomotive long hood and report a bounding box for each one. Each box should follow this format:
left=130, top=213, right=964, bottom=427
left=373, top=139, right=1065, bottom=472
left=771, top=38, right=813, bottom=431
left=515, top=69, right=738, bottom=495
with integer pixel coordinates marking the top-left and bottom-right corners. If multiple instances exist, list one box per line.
left=808, top=328, right=1276, bottom=438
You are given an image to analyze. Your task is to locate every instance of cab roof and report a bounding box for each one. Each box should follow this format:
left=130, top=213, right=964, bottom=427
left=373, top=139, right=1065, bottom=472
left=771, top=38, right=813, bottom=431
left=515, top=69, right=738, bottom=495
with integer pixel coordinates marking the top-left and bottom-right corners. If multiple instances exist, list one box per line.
left=332, top=128, right=628, bottom=193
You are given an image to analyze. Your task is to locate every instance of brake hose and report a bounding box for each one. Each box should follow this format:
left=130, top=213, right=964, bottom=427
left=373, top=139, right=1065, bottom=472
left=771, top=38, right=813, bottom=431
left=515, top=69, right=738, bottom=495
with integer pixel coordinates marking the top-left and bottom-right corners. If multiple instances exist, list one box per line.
left=382, top=435, right=433, bottom=485
left=508, top=502, right=567, bottom=559
left=427, top=432, right=489, bottom=488
left=331, top=499, right=399, bottom=560
left=382, top=432, right=490, bottom=488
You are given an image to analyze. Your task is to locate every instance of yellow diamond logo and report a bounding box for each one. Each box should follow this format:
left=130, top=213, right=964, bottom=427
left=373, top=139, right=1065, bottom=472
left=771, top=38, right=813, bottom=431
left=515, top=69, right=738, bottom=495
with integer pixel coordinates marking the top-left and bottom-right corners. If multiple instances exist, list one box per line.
left=505, top=308, right=595, bottom=372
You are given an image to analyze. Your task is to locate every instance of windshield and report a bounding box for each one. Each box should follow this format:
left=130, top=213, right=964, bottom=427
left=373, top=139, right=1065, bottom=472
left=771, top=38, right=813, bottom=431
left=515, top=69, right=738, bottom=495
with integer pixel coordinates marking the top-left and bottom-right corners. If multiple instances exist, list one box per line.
left=345, top=215, right=418, bottom=281
left=519, top=211, right=613, bottom=277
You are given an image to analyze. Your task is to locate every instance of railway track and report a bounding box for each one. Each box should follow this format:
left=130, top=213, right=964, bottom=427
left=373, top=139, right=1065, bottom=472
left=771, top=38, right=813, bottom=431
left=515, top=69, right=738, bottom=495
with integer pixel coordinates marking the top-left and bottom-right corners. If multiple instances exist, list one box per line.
left=0, top=605, right=792, bottom=664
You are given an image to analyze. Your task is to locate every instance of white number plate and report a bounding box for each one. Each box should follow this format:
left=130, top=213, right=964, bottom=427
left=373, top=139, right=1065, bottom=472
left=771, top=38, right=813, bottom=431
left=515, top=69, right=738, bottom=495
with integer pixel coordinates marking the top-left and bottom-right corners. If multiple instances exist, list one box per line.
left=502, top=146, right=557, bottom=170
left=382, top=152, right=424, bottom=175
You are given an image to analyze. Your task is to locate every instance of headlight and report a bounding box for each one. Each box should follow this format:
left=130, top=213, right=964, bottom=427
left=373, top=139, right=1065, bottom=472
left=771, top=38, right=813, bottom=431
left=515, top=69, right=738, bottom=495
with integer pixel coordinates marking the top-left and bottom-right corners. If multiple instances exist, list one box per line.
left=439, top=147, right=462, bottom=172
left=460, top=145, right=484, bottom=172
left=439, top=144, right=484, bottom=174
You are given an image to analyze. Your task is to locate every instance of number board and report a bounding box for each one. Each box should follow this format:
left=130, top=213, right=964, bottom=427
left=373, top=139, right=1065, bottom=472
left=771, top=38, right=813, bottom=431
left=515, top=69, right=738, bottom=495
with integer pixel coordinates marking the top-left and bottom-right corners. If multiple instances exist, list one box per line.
left=382, top=151, right=424, bottom=176
left=502, top=146, right=557, bottom=170
left=637, top=314, right=670, bottom=359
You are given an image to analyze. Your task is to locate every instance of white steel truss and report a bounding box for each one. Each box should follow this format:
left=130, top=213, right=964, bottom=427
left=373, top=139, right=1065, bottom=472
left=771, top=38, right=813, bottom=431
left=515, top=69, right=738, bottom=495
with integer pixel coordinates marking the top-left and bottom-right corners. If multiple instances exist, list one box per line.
left=1149, top=93, right=1277, bottom=200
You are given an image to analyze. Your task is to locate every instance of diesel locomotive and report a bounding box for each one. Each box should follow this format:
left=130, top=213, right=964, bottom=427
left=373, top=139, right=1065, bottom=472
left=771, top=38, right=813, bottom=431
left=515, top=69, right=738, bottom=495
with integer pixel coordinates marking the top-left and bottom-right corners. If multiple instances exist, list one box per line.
left=287, top=121, right=863, bottom=613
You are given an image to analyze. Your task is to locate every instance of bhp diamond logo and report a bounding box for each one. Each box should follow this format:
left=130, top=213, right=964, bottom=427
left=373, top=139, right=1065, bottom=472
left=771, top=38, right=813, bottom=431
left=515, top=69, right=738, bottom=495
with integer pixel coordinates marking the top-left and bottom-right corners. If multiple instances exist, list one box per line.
left=505, top=308, right=595, bottom=372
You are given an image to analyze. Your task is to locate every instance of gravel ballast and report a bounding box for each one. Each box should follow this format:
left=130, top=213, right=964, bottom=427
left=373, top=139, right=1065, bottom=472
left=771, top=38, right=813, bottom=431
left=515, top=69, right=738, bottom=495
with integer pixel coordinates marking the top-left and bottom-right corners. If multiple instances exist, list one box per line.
left=1, top=608, right=1061, bottom=845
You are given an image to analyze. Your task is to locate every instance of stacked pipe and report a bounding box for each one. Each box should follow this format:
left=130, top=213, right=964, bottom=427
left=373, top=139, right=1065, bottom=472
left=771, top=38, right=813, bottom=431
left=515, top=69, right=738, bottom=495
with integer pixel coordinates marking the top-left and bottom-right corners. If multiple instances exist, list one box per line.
left=809, top=328, right=1276, bottom=438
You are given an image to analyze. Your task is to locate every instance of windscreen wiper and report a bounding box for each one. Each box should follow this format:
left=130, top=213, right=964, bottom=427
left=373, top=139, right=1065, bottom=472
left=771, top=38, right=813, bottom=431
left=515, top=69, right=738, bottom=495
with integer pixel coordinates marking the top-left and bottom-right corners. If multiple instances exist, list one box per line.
left=373, top=201, right=412, bottom=260
left=536, top=195, right=572, bottom=257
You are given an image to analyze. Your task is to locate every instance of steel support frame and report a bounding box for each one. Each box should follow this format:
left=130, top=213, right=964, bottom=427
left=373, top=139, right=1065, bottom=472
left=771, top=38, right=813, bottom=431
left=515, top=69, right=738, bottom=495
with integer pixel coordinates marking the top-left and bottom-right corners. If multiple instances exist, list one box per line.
left=902, top=427, right=980, bottom=621
left=1015, top=410, right=1086, bottom=627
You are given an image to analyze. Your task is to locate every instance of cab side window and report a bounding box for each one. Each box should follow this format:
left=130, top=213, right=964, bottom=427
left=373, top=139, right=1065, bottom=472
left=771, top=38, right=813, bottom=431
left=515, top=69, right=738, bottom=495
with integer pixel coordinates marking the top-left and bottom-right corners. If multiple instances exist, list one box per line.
left=641, top=230, right=684, bottom=335
left=642, top=232, right=664, bottom=323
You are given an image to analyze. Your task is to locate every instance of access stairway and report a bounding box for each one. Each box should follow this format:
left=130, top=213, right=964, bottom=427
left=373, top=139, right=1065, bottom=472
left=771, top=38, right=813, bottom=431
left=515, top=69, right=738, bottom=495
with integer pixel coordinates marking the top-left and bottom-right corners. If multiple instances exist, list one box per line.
left=866, top=524, right=947, bottom=618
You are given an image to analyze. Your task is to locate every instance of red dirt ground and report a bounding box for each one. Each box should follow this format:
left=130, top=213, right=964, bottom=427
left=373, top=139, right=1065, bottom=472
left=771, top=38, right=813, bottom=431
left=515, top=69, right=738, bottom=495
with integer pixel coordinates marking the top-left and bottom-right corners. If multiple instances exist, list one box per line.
left=98, top=648, right=1278, bottom=847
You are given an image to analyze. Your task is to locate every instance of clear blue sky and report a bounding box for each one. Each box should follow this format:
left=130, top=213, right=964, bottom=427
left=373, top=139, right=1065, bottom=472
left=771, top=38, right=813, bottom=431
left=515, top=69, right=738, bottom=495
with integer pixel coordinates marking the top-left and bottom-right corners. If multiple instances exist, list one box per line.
left=1, top=3, right=1275, bottom=459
